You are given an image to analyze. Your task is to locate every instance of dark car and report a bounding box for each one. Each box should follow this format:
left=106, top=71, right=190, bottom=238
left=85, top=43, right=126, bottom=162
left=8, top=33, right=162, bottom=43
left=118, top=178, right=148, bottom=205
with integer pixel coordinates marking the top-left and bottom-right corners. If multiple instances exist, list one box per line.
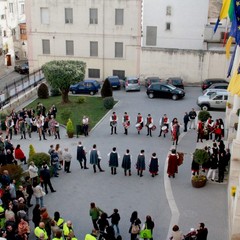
left=201, top=78, right=228, bottom=91
left=14, top=62, right=29, bottom=74
left=106, top=76, right=121, bottom=89
left=145, top=77, right=162, bottom=88
left=69, top=80, right=100, bottom=95
left=146, top=83, right=185, bottom=100
left=166, top=77, right=184, bottom=89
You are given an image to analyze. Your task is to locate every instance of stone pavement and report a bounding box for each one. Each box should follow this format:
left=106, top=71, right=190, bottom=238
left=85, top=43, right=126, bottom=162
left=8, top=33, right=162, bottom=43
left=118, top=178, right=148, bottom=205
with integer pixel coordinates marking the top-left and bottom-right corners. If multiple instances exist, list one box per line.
left=5, top=88, right=228, bottom=240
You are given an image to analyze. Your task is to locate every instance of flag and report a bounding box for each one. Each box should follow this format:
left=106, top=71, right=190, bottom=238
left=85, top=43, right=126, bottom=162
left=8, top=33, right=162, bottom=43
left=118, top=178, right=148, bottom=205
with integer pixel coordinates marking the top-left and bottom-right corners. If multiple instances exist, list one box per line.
left=229, top=0, right=235, bottom=21
left=229, top=0, right=240, bottom=45
left=227, top=44, right=237, bottom=77
left=226, top=36, right=233, bottom=58
left=220, top=0, right=231, bottom=19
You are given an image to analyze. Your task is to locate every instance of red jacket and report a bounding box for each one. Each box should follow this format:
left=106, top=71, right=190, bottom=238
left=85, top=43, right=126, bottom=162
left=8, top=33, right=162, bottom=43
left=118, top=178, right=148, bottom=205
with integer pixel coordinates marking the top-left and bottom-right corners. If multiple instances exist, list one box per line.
left=15, top=148, right=25, bottom=159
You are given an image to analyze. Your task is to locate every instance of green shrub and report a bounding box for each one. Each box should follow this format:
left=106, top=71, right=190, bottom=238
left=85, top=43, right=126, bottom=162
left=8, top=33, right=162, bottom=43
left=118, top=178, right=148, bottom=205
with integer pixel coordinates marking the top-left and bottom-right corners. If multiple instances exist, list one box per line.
left=193, top=149, right=210, bottom=165
left=29, top=144, right=36, bottom=159
left=0, top=164, right=24, bottom=184
left=50, top=88, right=61, bottom=97
left=76, top=96, right=86, bottom=104
left=198, top=110, right=210, bottom=122
left=103, top=97, right=114, bottom=109
left=66, top=118, right=74, bottom=137
left=101, top=79, right=113, bottom=98
left=28, top=152, right=50, bottom=168
left=61, top=110, right=71, bottom=124
left=37, top=83, right=49, bottom=99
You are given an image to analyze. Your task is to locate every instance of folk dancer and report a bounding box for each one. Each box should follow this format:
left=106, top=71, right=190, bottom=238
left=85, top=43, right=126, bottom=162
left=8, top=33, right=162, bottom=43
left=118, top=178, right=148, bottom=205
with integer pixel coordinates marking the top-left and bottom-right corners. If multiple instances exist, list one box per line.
left=122, top=112, right=130, bottom=135
left=158, top=114, right=169, bottom=137
left=197, top=120, right=204, bottom=143
left=145, top=114, right=153, bottom=137
left=108, top=147, right=120, bottom=175
left=171, top=118, right=180, bottom=146
left=82, top=116, right=89, bottom=136
left=110, top=112, right=118, bottom=135
left=122, top=149, right=132, bottom=176
left=136, top=113, right=143, bottom=134
left=89, top=144, right=105, bottom=173
left=36, top=115, right=46, bottom=141
left=205, top=116, right=214, bottom=140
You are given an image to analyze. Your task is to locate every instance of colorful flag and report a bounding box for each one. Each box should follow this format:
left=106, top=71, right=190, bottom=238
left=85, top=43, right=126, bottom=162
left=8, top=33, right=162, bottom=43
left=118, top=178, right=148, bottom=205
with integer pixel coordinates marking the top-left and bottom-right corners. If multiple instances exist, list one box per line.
left=226, top=36, right=233, bottom=58
left=220, top=0, right=231, bottom=19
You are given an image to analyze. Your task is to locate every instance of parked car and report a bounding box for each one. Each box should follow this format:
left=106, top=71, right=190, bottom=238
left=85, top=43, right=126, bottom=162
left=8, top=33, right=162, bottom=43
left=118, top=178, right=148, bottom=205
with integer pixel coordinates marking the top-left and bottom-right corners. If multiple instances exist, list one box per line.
left=146, top=83, right=185, bottom=100
left=201, top=78, right=228, bottom=91
left=166, top=77, right=184, bottom=89
left=106, top=76, right=121, bottom=89
left=203, top=82, right=229, bottom=93
left=197, top=91, right=229, bottom=111
left=202, top=88, right=228, bottom=97
left=145, top=77, right=162, bottom=88
left=14, top=62, right=29, bottom=74
left=123, top=77, right=140, bottom=92
left=69, top=80, right=100, bottom=95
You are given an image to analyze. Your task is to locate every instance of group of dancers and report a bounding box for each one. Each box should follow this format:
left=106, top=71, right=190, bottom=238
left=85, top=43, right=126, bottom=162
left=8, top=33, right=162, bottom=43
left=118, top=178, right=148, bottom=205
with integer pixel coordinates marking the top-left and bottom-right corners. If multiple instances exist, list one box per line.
left=110, top=112, right=181, bottom=145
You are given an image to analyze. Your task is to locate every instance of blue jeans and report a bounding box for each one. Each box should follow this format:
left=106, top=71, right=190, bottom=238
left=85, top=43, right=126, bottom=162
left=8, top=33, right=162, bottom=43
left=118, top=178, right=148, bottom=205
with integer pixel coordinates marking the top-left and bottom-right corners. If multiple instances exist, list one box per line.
left=112, top=224, right=120, bottom=235
left=36, top=196, right=44, bottom=208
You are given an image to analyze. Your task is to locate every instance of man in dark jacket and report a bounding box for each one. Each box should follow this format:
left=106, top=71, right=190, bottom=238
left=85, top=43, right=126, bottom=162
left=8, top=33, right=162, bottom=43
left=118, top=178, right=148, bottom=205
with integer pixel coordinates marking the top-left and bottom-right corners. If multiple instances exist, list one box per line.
left=183, top=112, right=190, bottom=132
left=196, top=222, right=208, bottom=240
left=77, top=141, right=88, bottom=169
left=40, top=163, right=56, bottom=194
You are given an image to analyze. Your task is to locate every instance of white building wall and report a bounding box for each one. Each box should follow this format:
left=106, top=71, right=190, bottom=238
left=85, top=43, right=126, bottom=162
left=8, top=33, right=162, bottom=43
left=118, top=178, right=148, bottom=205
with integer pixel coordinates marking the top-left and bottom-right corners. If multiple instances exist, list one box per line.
left=26, top=0, right=142, bottom=78
left=142, top=0, right=209, bottom=50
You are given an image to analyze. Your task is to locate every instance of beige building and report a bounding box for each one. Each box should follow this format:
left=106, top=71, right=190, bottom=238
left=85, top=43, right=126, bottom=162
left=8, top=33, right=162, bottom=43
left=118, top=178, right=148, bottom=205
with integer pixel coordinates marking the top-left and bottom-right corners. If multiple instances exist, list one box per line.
left=25, top=0, right=142, bottom=79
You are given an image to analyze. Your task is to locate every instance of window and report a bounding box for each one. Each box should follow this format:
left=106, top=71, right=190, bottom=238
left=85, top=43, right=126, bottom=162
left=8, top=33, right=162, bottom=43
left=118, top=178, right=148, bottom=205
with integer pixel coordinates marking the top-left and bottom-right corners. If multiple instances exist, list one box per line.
left=166, top=6, right=171, bottom=16
left=66, top=40, right=74, bottom=55
left=3, top=30, right=7, bottom=37
left=113, top=70, right=125, bottom=79
left=12, top=28, right=16, bottom=36
left=65, top=8, right=73, bottom=24
left=20, top=4, right=25, bottom=14
left=166, top=22, right=171, bottom=31
left=115, top=42, right=123, bottom=58
left=115, top=9, right=124, bottom=25
left=42, top=39, right=50, bottom=54
left=20, top=28, right=26, bottom=35
left=1, top=14, right=6, bottom=20
left=146, top=26, right=157, bottom=46
left=40, top=7, right=49, bottom=24
left=90, top=41, right=98, bottom=57
left=88, top=69, right=100, bottom=78
left=9, top=3, right=14, bottom=13
left=90, top=8, right=98, bottom=24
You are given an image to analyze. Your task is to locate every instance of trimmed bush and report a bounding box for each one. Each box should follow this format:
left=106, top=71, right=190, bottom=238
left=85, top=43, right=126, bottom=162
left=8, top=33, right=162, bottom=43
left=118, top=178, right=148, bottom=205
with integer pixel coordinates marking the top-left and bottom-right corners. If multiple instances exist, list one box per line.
left=0, top=164, right=24, bottom=184
left=37, top=83, right=49, bottom=99
left=198, top=110, right=210, bottom=122
left=29, top=144, right=36, bottom=159
left=193, top=149, right=210, bottom=165
left=61, top=110, right=71, bottom=124
left=66, top=118, right=74, bottom=137
left=50, top=88, right=61, bottom=97
left=101, top=79, right=112, bottom=98
left=103, top=97, right=114, bottom=109
left=76, top=96, right=86, bottom=104
left=28, top=152, right=50, bottom=168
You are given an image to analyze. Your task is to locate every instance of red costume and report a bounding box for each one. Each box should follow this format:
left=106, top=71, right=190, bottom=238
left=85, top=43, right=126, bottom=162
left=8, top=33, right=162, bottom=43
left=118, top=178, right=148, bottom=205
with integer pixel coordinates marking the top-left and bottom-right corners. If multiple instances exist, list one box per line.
left=167, top=153, right=179, bottom=177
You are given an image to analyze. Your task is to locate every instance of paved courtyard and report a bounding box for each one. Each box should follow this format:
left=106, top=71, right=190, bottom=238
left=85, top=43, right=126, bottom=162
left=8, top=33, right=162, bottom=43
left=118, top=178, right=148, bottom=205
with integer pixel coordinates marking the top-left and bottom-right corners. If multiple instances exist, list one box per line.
left=8, top=87, right=227, bottom=240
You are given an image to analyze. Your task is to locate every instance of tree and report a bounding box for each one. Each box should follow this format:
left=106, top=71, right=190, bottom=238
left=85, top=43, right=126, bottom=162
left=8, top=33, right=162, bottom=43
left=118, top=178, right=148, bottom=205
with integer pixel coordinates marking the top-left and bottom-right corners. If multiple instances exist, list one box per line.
left=101, top=79, right=113, bottom=98
left=42, top=60, right=86, bottom=103
left=29, top=144, right=36, bottom=159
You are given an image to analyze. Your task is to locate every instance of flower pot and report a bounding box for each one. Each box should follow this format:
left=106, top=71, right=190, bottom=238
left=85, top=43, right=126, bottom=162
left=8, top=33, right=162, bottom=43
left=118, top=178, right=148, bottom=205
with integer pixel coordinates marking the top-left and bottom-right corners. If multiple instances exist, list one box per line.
left=67, top=132, right=74, bottom=138
left=191, top=178, right=207, bottom=188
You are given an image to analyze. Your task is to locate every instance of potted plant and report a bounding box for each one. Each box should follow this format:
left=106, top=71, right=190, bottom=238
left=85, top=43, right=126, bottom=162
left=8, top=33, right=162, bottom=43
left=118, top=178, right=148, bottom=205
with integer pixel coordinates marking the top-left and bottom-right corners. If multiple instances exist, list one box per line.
left=191, top=149, right=209, bottom=188
left=66, top=118, right=74, bottom=138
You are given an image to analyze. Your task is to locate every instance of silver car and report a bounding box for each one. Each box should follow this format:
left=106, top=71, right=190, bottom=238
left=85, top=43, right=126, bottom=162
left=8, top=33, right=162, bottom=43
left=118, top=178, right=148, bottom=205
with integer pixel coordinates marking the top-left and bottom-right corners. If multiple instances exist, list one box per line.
left=124, top=77, right=140, bottom=92
left=197, top=91, right=229, bottom=111
left=202, top=88, right=227, bottom=97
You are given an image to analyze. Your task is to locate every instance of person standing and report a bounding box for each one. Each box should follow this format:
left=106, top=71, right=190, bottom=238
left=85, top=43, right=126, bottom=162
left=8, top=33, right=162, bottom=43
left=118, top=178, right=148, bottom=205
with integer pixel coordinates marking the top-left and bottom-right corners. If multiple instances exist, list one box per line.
left=55, top=144, right=63, bottom=169
left=170, top=225, right=184, bottom=240
left=63, top=148, right=72, bottom=173
left=189, top=108, right=197, bottom=129
left=145, top=114, right=153, bottom=137
left=50, top=150, right=59, bottom=177
left=25, top=176, right=33, bottom=207
left=32, top=182, right=45, bottom=208
left=89, top=202, right=103, bottom=231
left=108, top=147, right=120, bottom=175
left=183, top=112, right=190, bottom=132
left=108, top=209, right=121, bottom=236
left=129, top=211, right=141, bottom=240
left=40, top=163, right=56, bottom=194
left=14, top=144, right=27, bottom=164
left=28, top=161, right=39, bottom=184
left=141, top=215, right=154, bottom=240
left=196, top=223, right=208, bottom=240
left=18, top=117, right=26, bottom=140
left=77, top=141, right=88, bottom=169
left=136, top=150, right=145, bottom=177
left=207, top=152, right=218, bottom=181
left=136, top=113, right=144, bottom=135
left=197, top=120, right=204, bottom=143
left=122, top=112, right=130, bottom=135
left=217, top=151, right=226, bottom=183
left=82, top=116, right=89, bottom=137
left=89, top=144, right=104, bottom=173
left=121, top=149, right=132, bottom=176
left=149, top=152, right=159, bottom=177
left=110, top=112, right=118, bottom=135
left=158, top=114, right=169, bottom=137
left=171, top=119, right=180, bottom=146
left=167, top=149, right=179, bottom=178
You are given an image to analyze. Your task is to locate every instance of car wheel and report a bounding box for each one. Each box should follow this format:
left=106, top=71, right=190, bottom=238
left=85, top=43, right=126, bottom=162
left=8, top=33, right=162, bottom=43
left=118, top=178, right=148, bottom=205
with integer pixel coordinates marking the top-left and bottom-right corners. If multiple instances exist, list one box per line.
left=148, top=93, right=154, bottom=99
left=72, top=90, right=76, bottom=94
left=172, top=94, right=178, bottom=100
left=90, top=91, right=94, bottom=95
left=201, top=105, right=209, bottom=111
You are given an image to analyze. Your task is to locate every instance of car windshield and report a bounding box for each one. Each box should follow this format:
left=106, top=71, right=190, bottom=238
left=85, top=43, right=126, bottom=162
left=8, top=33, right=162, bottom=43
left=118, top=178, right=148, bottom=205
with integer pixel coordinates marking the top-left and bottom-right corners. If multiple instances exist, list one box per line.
left=128, top=79, right=138, bottom=84
left=151, top=79, right=159, bottom=83
left=209, top=92, right=219, bottom=99
left=93, top=82, right=98, bottom=87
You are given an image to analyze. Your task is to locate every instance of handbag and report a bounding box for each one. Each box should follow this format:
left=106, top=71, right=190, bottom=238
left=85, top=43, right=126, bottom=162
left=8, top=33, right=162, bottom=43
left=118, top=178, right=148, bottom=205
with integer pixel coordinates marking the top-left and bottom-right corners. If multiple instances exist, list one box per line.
left=140, top=223, right=152, bottom=239
left=131, top=224, right=140, bottom=234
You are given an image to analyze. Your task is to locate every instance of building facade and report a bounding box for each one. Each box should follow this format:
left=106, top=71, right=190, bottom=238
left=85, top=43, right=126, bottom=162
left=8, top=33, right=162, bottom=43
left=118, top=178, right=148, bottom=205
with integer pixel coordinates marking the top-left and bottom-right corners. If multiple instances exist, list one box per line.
left=142, top=0, right=209, bottom=50
left=25, top=0, right=142, bottom=79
